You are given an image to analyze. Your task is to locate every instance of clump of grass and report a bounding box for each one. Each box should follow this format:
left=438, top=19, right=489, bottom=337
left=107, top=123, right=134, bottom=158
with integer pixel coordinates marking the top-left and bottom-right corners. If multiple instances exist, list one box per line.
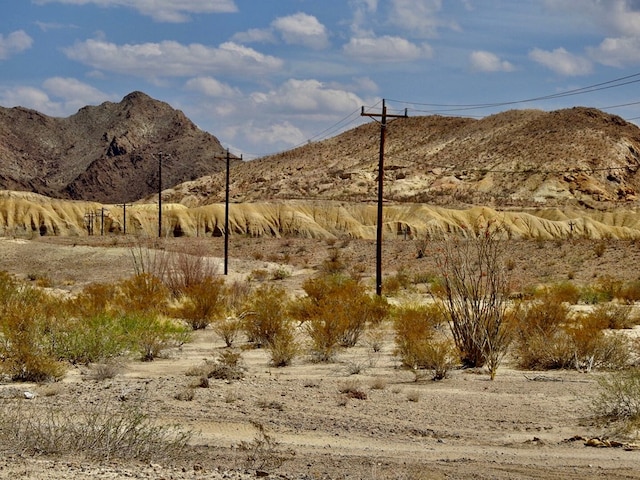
left=0, top=399, right=192, bottom=462
left=592, top=369, right=640, bottom=435
left=187, top=350, right=246, bottom=381
left=338, top=379, right=368, bottom=400
left=236, top=421, right=294, bottom=471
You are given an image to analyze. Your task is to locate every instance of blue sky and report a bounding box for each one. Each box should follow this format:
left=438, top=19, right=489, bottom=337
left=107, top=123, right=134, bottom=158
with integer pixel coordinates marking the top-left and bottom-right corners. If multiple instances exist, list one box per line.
left=3, top=1, right=640, bottom=158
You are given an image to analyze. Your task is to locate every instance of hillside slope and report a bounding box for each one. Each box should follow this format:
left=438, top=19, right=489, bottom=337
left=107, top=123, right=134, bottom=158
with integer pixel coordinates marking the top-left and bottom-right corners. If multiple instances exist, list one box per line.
left=0, top=92, right=238, bottom=203
left=167, top=107, right=640, bottom=209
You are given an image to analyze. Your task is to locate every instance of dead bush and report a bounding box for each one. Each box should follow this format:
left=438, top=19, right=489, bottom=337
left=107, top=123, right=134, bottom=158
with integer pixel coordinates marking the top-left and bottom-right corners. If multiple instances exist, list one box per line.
left=433, top=224, right=512, bottom=379
left=0, top=399, right=191, bottom=461
left=163, top=242, right=218, bottom=296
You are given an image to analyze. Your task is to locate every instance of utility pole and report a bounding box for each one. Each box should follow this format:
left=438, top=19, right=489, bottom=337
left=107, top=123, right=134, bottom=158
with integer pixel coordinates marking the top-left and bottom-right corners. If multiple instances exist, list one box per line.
left=223, top=149, right=241, bottom=276
left=361, top=99, right=408, bottom=296
left=116, top=203, right=132, bottom=235
left=155, top=152, right=170, bottom=238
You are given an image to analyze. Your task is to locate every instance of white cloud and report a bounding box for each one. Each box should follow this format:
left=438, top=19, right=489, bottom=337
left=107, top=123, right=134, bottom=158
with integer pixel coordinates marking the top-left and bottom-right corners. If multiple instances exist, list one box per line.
left=0, top=30, right=33, bottom=60
left=33, top=0, right=237, bottom=22
left=271, top=13, right=329, bottom=50
left=185, top=76, right=239, bottom=98
left=63, top=39, right=284, bottom=78
left=389, top=0, right=444, bottom=37
left=529, top=47, right=592, bottom=76
left=544, top=0, right=640, bottom=37
left=231, top=28, right=276, bottom=44
left=251, top=79, right=365, bottom=116
left=469, top=51, right=515, bottom=72
left=588, top=36, right=640, bottom=67
left=0, top=78, right=111, bottom=116
left=343, top=35, right=432, bottom=63
left=240, top=121, right=306, bottom=147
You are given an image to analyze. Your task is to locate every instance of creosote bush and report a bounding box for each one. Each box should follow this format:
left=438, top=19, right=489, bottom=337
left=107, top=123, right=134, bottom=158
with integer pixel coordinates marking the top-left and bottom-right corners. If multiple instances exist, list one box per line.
left=513, top=297, right=630, bottom=371
left=294, top=274, right=389, bottom=362
left=393, top=303, right=457, bottom=381
left=0, top=273, right=65, bottom=381
left=169, top=276, right=225, bottom=330
left=592, top=369, right=640, bottom=434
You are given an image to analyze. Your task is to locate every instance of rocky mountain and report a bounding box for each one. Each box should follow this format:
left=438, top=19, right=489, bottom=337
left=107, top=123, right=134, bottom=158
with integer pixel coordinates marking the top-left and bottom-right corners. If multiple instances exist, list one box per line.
left=0, top=91, right=237, bottom=203
left=167, top=107, right=640, bottom=209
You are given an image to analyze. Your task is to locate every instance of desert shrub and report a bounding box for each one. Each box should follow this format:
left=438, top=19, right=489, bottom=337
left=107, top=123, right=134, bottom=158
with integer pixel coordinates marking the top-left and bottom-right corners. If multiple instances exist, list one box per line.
left=267, top=329, right=299, bottom=367
left=393, top=303, right=456, bottom=380
left=591, top=369, right=640, bottom=432
left=68, top=282, right=118, bottom=317
left=223, top=280, right=252, bottom=313
left=169, top=276, right=225, bottom=330
left=116, top=273, right=170, bottom=315
left=51, top=313, right=130, bottom=365
left=297, top=274, right=389, bottom=361
left=271, top=267, right=291, bottom=280
left=512, top=298, right=573, bottom=370
left=236, top=421, right=294, bottom=471
left=187, top=350, right=246, bottom=381
left=584, top=303, right=637, bottom=330
left=514, top=299, right=630, bottom=371
left=0, top=281, right=66, bottom=382
left=320, top=247, right=346, bottom=274
left=0, top=399, right=191, bottom=461
left=119, top=313, right=190, bottom=361
left=211, top=316, right=243, bottom=347
left=163, top=243, right=217, bottom=296
left=565, top=315, right=631, bottom=372
left=539, top=281, right=581, bottom=305
left=242, top=285, right=292, bottom=348
left=338, top=379, right=368, bottom=400
left=129, top=242, right=170, bottom=279
left=433, top=224, right=512, bottom=378
left=618, top=280, right=640, bottom=303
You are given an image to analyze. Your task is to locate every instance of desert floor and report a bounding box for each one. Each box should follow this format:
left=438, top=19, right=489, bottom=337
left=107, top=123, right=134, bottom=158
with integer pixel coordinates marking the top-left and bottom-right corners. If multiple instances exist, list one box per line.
left=0, top=235, right=639, bottom=479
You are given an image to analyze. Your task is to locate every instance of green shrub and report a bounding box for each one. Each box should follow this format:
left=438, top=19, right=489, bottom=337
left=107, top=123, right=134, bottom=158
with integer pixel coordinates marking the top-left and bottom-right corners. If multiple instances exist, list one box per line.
left=119, top=313, right=190, bottom=361
left=0, top=280, right=65, bottom=382
left=592, top=369, right=640, bottom=428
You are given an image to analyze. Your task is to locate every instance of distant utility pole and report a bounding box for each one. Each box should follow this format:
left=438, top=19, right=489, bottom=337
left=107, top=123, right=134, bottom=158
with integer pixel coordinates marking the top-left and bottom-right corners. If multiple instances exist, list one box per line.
left=116, top=203, right=132, bottom=235
left=84, top=211, right=95, bottom=236
left=361, top=99, right=408, bottom=296
left=155, top=152, right=170, bottom=238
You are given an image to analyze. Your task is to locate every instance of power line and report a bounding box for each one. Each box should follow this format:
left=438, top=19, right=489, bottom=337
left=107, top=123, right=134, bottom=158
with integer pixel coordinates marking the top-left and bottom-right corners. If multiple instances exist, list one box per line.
left=388, top=72, right=640, bottom=114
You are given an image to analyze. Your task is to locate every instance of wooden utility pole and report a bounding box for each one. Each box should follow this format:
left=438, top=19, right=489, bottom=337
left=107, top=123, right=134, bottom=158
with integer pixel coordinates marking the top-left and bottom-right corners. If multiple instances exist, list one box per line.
left=116, top=203, right=132, bottom=235
left=223, top=149, right=241, bottom=276
left=155, top=152, right=170, bottom=238
left=361, top=99, right=408, bottom=296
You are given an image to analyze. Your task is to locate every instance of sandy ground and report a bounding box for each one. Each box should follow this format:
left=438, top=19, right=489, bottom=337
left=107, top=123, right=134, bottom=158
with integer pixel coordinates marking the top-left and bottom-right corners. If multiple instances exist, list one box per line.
left=0, top=235, right=640, bottom=479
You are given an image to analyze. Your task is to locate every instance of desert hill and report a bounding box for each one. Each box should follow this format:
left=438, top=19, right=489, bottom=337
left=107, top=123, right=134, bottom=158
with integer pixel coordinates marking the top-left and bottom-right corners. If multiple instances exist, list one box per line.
left=0, top=91, right=238, bottom=203
left=166, top=107, right=640, bottom=209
